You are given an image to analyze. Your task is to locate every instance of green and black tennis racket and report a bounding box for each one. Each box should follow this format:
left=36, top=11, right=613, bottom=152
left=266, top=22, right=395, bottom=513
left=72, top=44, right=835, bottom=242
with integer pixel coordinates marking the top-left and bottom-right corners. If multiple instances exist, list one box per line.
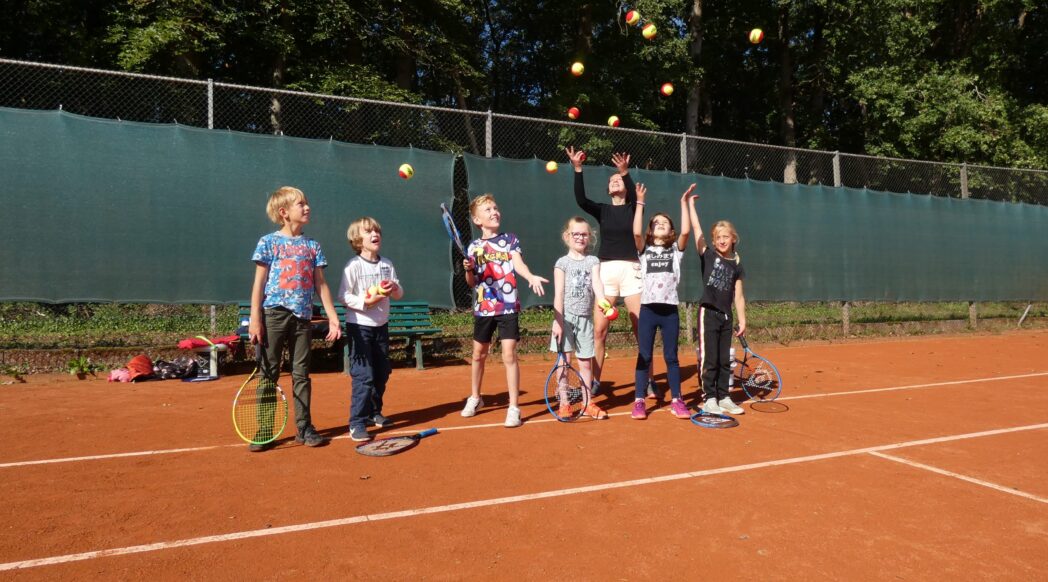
left=232, top=350, right=288, bottom=445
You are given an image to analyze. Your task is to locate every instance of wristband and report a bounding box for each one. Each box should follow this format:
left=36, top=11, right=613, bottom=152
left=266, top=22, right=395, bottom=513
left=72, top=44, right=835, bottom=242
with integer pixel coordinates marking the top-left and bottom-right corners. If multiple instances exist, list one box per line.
left=636, top=201, right=646, bottom=206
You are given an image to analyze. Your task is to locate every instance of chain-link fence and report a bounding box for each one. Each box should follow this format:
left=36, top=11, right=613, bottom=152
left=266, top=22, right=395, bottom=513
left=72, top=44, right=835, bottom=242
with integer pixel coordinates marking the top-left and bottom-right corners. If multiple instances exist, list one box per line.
left=3, top=57, right=1048, bottom=310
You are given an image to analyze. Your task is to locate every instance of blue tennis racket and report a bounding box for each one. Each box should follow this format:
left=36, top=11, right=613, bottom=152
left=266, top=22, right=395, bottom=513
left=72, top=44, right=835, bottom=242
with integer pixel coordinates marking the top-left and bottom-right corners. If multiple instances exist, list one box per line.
left=440, top=203, right=467, bottom=257
left=690, top=410, right=739, bottom=429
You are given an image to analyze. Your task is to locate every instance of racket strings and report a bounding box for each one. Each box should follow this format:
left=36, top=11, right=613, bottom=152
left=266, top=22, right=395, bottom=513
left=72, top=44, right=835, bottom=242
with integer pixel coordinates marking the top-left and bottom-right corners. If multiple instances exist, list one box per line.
left=549, top=364, right=587, bottom=419
left=738, top=357, right=782, bottom=401
left=233, top=377, right=287, bottom=443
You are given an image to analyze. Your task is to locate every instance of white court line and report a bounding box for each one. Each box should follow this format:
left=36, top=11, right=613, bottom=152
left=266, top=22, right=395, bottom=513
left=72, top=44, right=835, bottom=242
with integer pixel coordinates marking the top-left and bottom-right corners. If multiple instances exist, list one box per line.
left=2, top=371, right=1047, bottom=468
left=1, top=422, right=1045, bottom=571
left=869, top=451, right=1048, bottom=505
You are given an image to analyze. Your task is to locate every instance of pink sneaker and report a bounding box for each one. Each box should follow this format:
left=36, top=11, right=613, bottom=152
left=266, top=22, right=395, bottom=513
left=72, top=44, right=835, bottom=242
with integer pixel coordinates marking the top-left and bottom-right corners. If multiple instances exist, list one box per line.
left=631, top=399, right=647, bottom=420
left=670, top=399, right=690, bottom=419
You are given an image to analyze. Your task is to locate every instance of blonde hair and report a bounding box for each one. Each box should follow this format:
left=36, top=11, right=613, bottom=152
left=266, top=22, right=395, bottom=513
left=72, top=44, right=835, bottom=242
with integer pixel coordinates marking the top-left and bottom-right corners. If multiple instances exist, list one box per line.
left=711, top=220, right=741, bottom=262
left=266, top=186, right=306, bottom=225
left=561, top=216, right=596, bottom=253
left=469, top=193, right=497, bottom=218
left=645, top=213, right=677, bottom=248
left=346, top=216, right=382, bottom=254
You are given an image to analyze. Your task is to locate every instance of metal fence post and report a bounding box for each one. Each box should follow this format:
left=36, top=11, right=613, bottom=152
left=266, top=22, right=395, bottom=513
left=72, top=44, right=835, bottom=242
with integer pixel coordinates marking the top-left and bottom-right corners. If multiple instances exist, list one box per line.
left=842, top=301, right=850, bottom=336
left=969, top=301, right=977, bottom=328
left=485, top=110, right=492, bottom=158
left=680, top=133, right=687, bottom=173
left=833, top=151, right=842, bottom=187
left=960, top=163, right=969, bottom=199
left=207, top=79, right=214, bottom=130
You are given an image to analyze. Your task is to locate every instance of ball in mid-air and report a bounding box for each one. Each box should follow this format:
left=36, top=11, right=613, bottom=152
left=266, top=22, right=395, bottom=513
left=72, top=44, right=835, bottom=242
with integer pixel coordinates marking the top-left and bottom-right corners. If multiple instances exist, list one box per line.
left=607, top=115, right=620, bottom=128
left=571, top=62, right=585, bottom=76
left=642, top=23, right=657, bottom=39
left=545, top=161, right=558, bottom=174
left=660, top=82, right=674, bottom=96
left=625, top=10, right=641, bottom=25
left=749, top=28, right=764, bottom=44
left=398, top=163, right=414, bottom=179
left=567, top=106, right=580, bottom=120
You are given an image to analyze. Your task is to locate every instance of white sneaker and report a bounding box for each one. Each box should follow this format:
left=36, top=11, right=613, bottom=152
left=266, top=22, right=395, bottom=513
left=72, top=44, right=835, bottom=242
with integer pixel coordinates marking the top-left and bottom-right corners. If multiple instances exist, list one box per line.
left=719, top=397, right=744, bottom=415
left=461, top=395, right=484, bottom=417
left=504, top=406, right=522, bottom=428
left=702, top=399, right=724, bottom=415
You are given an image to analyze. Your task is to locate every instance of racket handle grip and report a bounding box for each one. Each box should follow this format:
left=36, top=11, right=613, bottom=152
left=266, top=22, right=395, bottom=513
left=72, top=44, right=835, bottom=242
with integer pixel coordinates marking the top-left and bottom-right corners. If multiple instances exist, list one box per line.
left=418, top=428, right=439, bottom=439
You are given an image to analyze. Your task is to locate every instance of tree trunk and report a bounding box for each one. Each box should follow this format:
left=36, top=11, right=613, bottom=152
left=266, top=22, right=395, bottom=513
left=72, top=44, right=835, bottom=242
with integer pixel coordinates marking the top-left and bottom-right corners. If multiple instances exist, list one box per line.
left=270, top=53, right=285, bottom=135
left=575, top=3, right=593, bottom=57
left=452, top=70, right=481, bottom=155
left=685, top=0, right=705, bottom=169
left=778, top=2, right=797, bottom=184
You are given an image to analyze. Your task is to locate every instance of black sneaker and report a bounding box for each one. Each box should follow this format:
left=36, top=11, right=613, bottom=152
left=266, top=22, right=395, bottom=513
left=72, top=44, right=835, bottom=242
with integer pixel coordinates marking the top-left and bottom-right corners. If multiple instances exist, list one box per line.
left=590, top=381, right=601, bottom=397
left=349, top=425, right=372, bottom=442
left=295, top=426, right=328, bottom=447
left=366, top=413, right=392, bottom=428
left=247, top=441, right=273, bottom=453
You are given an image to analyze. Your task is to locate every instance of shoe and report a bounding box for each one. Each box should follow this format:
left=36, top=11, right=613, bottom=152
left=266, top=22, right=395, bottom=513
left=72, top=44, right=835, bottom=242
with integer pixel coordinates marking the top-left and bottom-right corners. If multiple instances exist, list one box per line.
left=349, top=425, right=372, bottom=442
left=631, top=399, right=647, bottom=420
left=646, top=379, right=658, bottom=400
left=504, top=406, right=522, bottom=428
left=718, top=397, right=745, bottom=415
left=461, top=395, right=484, bottom=417
left=670, top=398, right=691, bottom=419
left=247, top=441, right=273, bottom=453
left=557, top=403, right=573, bottom=418
left=702, top=399, right=724, bottom=415
left=366, top=413, right=391, bottom=428
left=585, top=402, right=609, bottom=419
left=295, top=426, right=328, bottom=447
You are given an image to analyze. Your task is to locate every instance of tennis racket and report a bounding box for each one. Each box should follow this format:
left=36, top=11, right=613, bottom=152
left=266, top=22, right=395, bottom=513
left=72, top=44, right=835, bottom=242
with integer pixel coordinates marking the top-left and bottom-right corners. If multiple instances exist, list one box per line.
left=734, top=335, right=783, bottom=402
left=440, top=202, right=467, bottom=257
left=232, top=351, right=289, bottom=445
left=544, top=335, right=605, bottom=421
left=356, top=428, right=438, bottom=457
left=690, top=410, right=740, bottom=429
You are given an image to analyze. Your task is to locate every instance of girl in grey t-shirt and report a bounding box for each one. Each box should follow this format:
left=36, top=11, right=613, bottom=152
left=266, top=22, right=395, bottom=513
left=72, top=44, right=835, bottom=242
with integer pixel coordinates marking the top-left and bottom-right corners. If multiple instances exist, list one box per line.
left=550, top=216, right=610, bottom=419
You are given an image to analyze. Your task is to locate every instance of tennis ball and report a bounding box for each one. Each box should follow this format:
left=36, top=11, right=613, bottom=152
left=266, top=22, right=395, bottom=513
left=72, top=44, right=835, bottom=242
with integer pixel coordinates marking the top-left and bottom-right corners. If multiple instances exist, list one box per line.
left=398, top=163, right=414, bottom=179
left=607, top=115, right=620, bottom=128
left=625, top=10, right=641, bottom=25
left=579, top=151, right=587, bottom=162
left=660, top=82, right=674, bottom=96
left=546, top=161, right=558, bottom=174
left=749, top=28, right=764, bottom=44
left=604, top=306, right=619, bottom=321
left=642, top=23, right=657, bottom=39
left=567, top=106, right=580, bottom=120
left=571, top=62, right=584, bottom=76
left=597, top=298, right=612, bottom=311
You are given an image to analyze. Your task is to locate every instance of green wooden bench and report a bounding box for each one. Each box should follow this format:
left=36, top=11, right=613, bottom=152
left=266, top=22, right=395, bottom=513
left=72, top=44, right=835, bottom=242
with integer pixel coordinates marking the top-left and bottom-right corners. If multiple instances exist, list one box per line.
left=237, top=301, right=442, bottom=370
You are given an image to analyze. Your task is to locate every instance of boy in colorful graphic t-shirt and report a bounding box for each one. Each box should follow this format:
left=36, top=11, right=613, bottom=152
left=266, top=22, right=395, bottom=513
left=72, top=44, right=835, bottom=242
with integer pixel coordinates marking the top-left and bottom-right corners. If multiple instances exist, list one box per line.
left=248, top=186, right=342, bottom=452
left=459, top=194, right=548, bottom=428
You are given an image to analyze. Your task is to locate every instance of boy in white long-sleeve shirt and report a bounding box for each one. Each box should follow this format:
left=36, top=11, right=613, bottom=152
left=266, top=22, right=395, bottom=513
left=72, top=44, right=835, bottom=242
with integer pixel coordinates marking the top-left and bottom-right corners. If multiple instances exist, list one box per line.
left=338, top=217, right=403, bottom=442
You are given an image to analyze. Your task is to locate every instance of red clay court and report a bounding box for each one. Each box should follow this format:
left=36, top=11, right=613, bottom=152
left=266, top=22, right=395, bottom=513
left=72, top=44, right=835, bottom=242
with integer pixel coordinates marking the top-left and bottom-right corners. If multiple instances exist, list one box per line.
left=1, top=330, right=1046, bottom=580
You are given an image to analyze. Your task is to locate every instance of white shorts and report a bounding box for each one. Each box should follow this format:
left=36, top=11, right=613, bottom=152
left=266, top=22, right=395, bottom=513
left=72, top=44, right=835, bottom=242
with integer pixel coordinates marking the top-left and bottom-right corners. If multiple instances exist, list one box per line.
left=600, top=260, right=642, bottom=297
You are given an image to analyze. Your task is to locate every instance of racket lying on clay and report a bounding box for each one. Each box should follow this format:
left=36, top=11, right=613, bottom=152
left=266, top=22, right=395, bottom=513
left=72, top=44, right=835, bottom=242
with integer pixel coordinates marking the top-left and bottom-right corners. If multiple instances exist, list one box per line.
left=734, top=335, right=783, bottom=402
left=232, top=350, right=289, bottom=445
left=690, top=410, right=740, bottom=429
left=440, top=203, right=468, bottom=257
left=356, top=428, right=439, bottom=457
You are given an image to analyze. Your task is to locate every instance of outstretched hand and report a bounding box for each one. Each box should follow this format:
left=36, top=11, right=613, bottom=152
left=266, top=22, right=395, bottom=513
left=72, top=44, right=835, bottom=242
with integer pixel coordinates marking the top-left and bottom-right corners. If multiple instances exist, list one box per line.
left=611, top=152, right=631, bottom=175
left=528, top=275, right=549, bottom=296
left=566, top=146, right=586, bottom=170
left=636, top=182, right=647, bottom=203
left=681, top=183, right=697, bottom=203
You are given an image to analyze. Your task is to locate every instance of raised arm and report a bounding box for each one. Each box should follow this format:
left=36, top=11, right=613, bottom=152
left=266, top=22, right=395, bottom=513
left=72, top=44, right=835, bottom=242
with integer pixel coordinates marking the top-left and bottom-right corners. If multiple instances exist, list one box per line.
left=612, top=152, right=636, bottom=203
left=568, top=147, right=601, bottom=219
left=688, top=193, right=706, bottom=254
left=632, top=183, right=647, bottom=253
left=677, top=184, right=696, bottom=251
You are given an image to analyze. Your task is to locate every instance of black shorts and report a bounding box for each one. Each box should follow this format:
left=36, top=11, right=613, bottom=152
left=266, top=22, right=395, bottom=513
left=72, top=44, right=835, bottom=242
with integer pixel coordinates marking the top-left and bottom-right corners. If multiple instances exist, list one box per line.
left=473, top=313, right=520, bottom=343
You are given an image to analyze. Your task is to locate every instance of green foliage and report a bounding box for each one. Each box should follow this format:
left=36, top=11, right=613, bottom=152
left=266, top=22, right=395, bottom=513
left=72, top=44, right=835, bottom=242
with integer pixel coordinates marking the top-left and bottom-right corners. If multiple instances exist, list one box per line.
left=66, top=355, right=101, bottom=377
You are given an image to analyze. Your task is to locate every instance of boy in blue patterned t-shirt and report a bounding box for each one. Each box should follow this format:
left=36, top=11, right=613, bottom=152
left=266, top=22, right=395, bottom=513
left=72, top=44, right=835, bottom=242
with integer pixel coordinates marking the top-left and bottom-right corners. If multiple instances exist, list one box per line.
left=248, top=186, right=342, bottom=452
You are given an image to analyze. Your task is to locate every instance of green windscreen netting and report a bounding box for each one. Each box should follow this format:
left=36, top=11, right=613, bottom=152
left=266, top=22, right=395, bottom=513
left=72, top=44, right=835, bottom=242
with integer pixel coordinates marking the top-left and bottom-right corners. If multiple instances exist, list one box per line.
left=0, top=107, right=457, bottom=306
left=464, top=154, right=1048, bottom=302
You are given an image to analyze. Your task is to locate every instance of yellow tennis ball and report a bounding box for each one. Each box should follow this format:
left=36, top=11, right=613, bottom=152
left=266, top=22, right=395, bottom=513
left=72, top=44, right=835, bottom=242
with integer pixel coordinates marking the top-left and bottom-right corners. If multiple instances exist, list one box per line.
left=749, top=28, right=764, bottom=44
left=625, top=10, right=641, bottom=26
left=571, top=62, right=585, bottom=76
left=545, top=161, right=558, bottom=174
left=660, top=82, right=674, bottom=96
left=642, top=23, right=657, bottom=39
left=398, top=163, right=414, bottom=179
left=607, top=115, right=620, bottom=127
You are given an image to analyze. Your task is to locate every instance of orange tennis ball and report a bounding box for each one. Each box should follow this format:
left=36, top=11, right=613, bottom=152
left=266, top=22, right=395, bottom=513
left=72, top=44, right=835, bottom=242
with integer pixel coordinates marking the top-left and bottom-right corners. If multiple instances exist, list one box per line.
left=642, top=23, right=657, bottom=39
left=571, top=62, right=585, bottom=76
left=660, top=82, right=674, bottom=96
left=749, top=28, right=764, bottom=44
left=398, top=163, right=414, bottom=179
left=607, top=115, right=620, bottom=127
left=545, top=161, right=558, bottom=174
left=625, top=10, right=641, bottom=25
left=567, top=106, right=580, bottom=120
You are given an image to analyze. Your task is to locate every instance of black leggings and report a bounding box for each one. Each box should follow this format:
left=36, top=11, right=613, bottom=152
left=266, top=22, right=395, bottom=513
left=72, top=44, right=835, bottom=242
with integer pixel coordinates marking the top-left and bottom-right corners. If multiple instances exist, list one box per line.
left=698, top=305, right=733, bottom=401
